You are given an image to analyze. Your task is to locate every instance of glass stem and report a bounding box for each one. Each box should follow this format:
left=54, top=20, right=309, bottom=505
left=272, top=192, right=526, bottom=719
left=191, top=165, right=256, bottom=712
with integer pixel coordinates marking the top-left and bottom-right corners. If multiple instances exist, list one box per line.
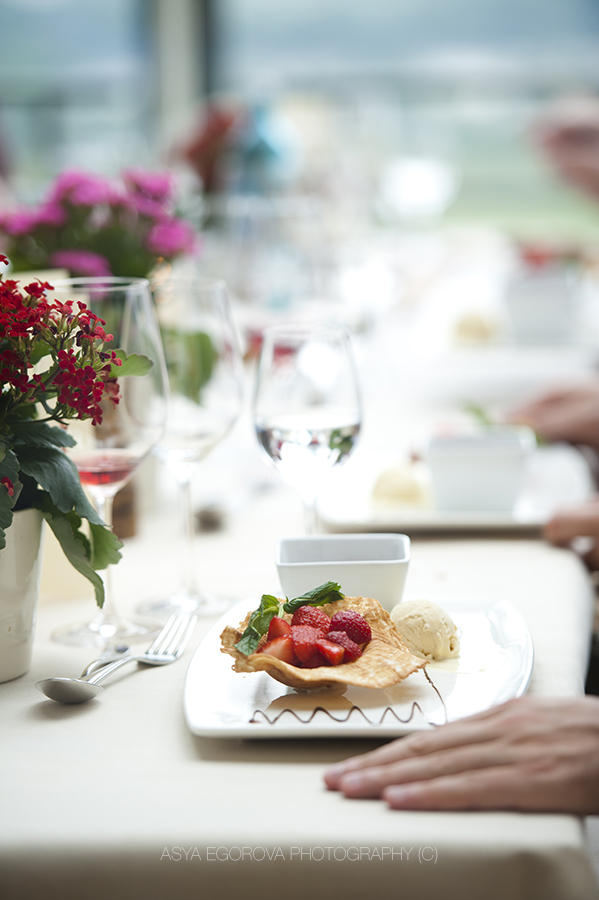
left=177, top=474, right=198, bottom=598
left=91, top=493, right=120, bottom=626
left=302, top=485, right=318, bottom=534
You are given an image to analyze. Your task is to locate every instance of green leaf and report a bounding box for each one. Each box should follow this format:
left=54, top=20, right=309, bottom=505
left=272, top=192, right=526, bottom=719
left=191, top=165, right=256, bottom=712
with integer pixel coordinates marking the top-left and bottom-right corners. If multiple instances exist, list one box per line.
left=11, top=421, right=76, bottom=449
left=161, top=329, right=216, bottom=402
left=0, top=444, right=22, bottom=549
left=89, top=520, right=123, bottom=570
left=32, top=492, right=108, bottom=608
left=16, top=446, right=102, bottom=525
left=282, top=582, right=344, bottom=614
left=28, top=340, right=53, bottom=365
left=235, top=594, right=283, bottom=656
left=463, top=402, right=494, bottom=428
left=109, top=350, right=153, bottom=378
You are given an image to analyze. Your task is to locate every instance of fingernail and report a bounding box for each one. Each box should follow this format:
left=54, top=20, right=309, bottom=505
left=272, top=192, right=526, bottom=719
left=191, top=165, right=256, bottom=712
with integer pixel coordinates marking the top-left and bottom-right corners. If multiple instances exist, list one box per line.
left=340, top=772, right=366, bottom=791
left=384, top=786, right=411, bottom=805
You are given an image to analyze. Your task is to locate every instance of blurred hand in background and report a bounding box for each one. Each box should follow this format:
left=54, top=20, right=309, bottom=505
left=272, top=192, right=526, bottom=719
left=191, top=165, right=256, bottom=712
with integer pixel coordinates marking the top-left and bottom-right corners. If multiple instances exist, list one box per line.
left=534, top=94, right=599, bottom=203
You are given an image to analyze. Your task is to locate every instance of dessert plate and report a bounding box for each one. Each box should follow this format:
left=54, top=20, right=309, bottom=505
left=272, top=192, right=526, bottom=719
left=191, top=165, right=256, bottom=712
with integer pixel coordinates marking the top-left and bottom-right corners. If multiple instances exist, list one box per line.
left=318, top=444, right=593, bottom=535
left=184, top=597, right=534, bottom=739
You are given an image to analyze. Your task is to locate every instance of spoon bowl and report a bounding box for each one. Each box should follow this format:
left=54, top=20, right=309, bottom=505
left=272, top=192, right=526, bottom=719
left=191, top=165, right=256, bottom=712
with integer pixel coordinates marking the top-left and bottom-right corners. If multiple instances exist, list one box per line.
left=36, top=677, right=105, bottom=704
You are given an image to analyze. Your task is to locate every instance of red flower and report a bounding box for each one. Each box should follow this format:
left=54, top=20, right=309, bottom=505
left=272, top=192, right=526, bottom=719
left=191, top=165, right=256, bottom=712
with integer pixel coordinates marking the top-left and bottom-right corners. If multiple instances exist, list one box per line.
left=0, top=274, right=122, bottom=421
left=1, top=478, right=14, bottom=498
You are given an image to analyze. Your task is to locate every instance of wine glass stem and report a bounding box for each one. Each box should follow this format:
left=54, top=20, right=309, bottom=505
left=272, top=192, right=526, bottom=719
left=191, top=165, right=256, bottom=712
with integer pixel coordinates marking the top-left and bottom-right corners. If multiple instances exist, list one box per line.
left=177, top=474, right=198, bottom=597
left=93, top=493, right=119, bottom=624
left=302, top=486, right=318, bottom=535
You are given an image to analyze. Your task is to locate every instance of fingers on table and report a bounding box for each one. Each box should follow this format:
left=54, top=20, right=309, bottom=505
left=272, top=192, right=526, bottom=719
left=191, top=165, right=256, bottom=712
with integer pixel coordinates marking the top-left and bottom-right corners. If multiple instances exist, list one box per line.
left=324, top=705, right=509, bottom=792
left=335, top=742, right=513, bottom=799
left=544, top=506, right=599, bottom=547
left=382, top=767, right=540, bottom=811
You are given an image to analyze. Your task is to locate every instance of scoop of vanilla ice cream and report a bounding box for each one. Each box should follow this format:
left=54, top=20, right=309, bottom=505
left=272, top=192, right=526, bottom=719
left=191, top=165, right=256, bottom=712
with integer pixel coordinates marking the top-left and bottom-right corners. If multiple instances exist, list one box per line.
left=391, top=599, right=460, bottom=661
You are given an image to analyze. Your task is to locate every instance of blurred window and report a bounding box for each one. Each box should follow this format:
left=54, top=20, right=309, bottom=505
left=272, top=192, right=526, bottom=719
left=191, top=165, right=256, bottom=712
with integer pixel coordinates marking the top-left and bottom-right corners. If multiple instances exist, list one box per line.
left=0, top=0, right=153, bottom=200
left=212, top=0, right=599, bottom=233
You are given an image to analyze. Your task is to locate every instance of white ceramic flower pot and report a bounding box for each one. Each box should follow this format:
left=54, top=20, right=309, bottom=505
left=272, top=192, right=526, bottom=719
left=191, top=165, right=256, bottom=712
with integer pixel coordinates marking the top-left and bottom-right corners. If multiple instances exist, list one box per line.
left=0, top=508, right=44, bottom=683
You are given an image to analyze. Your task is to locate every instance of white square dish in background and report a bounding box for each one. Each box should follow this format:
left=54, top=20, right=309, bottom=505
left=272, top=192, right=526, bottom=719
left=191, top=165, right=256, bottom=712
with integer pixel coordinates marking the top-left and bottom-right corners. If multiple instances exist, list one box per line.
left=424, top=426, right=536, bottom=512
left=276, top=533, right=410, bottom=611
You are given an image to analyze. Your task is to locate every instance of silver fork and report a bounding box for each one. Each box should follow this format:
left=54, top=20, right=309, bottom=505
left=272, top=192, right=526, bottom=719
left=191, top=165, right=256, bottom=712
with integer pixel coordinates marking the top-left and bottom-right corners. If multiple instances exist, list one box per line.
left=35, top=613, right=198, bottom=704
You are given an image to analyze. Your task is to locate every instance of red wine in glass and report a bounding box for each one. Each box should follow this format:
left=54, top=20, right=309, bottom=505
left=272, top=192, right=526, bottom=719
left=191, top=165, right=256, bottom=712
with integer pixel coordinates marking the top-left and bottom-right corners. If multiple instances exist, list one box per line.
left=75, top=452, right=139, bottom=490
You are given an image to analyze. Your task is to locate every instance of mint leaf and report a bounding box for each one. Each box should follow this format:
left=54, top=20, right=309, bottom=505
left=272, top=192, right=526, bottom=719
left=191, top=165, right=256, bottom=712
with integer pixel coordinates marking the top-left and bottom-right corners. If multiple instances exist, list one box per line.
left=16, top=446, right=103, bottom=525
left=282, top=582, right=344, bottom=614
left=234, top=583, right=345, bottom=656
left=235, top=593, right=282, bottom=656
left=109, top=350, right=153, bottom=378
left=32, top=491, right=108, bottom=607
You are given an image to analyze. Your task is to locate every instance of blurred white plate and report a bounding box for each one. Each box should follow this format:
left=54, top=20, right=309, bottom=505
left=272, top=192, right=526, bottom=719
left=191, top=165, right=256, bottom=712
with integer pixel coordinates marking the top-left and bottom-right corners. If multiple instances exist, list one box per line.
left=184, top=597, right=533, bottom=739
left=319, top=444, right=594, bottom=535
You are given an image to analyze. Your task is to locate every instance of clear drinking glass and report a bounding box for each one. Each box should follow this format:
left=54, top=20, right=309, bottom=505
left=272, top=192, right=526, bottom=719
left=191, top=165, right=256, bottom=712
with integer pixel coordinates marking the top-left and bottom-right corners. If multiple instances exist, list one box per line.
left=51, top=277, right=169, bottom=648
left=253, top=323, right=362, bottom=533
left=137, top=276, right=244, bottom=619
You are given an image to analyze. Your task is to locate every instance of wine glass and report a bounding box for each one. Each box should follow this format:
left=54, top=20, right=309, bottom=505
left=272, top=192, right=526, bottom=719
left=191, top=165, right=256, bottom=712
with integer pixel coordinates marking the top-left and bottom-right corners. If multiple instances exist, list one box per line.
left=253, top=323, right=362, bottom=533
left=51, top=277, right=168, bottom=648
left=137, top=276, right=244, bottom=619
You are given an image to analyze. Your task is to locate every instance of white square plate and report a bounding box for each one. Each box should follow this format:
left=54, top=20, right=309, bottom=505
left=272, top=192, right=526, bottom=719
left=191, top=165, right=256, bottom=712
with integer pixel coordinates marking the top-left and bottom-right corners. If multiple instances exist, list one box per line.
left=184, top=597, right=534, bottom=739
left=318, top=444, right=593, bottom=535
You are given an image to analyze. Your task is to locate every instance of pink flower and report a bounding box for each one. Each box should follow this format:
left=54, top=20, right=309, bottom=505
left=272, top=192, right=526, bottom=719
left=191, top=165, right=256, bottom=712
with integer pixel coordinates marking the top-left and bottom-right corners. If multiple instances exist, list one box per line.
left=48, top=170, right=111, bottom=207
left=123, top=168, right=174, bottom=202
left=36, top=202, right=68, bottom=228
left=1, top=209, right=40, bottom=236
left=147, top=218, right=196, bottom=257
left=50, top=249, right=112, bottom=277
left=129, top=195, right=167, bottom=219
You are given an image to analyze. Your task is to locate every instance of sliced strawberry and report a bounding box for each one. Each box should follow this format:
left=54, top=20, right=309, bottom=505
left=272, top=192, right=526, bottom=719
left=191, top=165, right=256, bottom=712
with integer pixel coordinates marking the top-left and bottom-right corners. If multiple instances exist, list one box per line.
left=267, top=616, right=291, bottom=641
left=316, top=637, right=345, bottom=666
left=290, top=606, right=330, bottom=633
left=291, top=625, right=326, bottom=666
left=326, top=631, right=363, bottom=662
left=258, top=634, right=298, bottom=665
left=328, top=610, right=372, bottom=646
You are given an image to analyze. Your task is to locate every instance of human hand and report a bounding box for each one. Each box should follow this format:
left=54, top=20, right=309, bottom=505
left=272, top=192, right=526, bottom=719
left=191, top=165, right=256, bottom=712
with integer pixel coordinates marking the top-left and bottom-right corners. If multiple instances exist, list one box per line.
left=324, top=696, right=599, bottom=813
left=508, top=383, right=599, bottom=452
left=543, top=496, right=599, bottom=568
left=534, top=96, right=599, bottom=202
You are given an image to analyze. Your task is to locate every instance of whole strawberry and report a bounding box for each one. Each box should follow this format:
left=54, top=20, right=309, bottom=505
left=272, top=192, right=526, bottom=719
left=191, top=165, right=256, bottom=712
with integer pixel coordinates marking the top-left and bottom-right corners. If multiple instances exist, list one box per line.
left=291, top=606, right=331, bottom=633
left=328, top=610, right=372, bottom=646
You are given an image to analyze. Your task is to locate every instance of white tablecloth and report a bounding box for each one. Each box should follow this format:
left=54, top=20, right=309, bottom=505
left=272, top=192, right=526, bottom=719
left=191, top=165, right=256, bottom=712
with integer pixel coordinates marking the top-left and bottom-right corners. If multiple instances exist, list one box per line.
left=2, top=480, right=598, bottom=900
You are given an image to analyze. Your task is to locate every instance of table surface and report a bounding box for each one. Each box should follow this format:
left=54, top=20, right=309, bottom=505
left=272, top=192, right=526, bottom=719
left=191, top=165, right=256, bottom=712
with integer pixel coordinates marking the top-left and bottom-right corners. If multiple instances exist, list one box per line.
left=2, top=477, right=599, bottom=900
left=5, top=261, right=599, bottom=900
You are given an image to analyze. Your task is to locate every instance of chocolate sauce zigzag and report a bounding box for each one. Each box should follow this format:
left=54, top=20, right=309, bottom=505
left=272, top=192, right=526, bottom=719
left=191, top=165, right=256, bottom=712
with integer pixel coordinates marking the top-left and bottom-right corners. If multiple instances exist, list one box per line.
left=249, top=671, right=447, bottom=727
left=250, top=703, right=425, bottom=726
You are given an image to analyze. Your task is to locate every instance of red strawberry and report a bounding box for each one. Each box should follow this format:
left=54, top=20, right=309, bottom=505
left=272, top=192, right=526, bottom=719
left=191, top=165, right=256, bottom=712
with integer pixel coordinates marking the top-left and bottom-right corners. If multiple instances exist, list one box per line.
left=328, top=610, right=372, bottom=646
left=258, top=634, right=298, bottom=665
left=291, top=625, right=326, bottom=667
left=291, top=606, right=331, bottom=633
left=316, top=637, right=345, bottom=666
left=326, top=631, right=363, bottom=662
left=267, top=616, right=291, bottom=641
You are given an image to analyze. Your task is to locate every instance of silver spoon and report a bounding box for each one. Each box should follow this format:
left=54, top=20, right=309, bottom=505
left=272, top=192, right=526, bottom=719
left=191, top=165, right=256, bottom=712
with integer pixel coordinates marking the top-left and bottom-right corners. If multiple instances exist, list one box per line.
left=35, top=652, right=177, bottom=704
left=35, top=613, right=197, bottom=704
